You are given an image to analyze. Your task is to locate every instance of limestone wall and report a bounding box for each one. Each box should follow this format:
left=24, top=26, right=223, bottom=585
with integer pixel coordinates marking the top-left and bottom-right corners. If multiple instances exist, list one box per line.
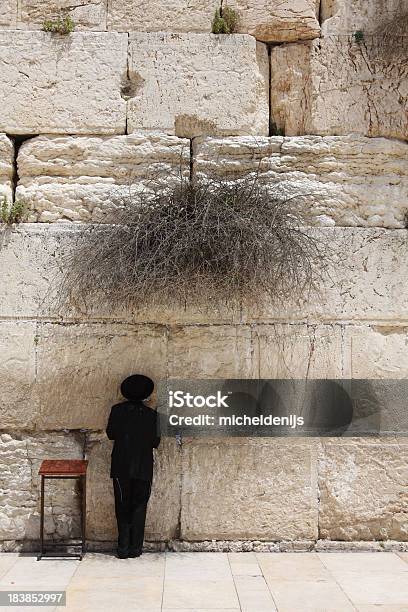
left=0, top=0, right=407, bottom=549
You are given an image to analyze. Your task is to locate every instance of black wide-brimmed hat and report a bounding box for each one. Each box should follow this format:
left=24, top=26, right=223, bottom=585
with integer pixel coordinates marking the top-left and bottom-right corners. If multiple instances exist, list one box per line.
left=121, top=374, right=154, bottom=400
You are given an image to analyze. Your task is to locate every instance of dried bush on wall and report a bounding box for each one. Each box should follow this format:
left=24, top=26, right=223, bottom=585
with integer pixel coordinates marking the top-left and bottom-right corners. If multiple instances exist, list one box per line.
left=58, top=172, right=325, bottom=310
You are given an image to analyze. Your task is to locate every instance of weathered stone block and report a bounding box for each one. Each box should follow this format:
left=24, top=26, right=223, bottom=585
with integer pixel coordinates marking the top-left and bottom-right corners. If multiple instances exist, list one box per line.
left=0, top=32, right=127, bottom=135
left=0, top=321, right=39, bottom=429
left=0, top=225, right=239, bottom=325
left=0, top=134, right=13, bottom=202
left=0, top=0, right=17, bottom=27
left=344, top=325, right=408, bottom=379
left=168, top=325, right=255, bottom=378
left=109, top=0, right=320, bottom=43
left=0, top=225, right=59, bottom=320
left=321, top=0, right=406, bottom=35
left=35, top=322, right=167, bottom=429
left=127, top=33, right=269, bottom=137
left=271, top=37, right=408, bottom=140
left=19, top=0, right=107, bottom=30
left=86, top=436, right=181, bottom=541
left=1, top=226, right=408, bottom=325
left=0, top=432, right=82, bottom=541
left=181, top=438, right=318, bottom=540
left=255, top=324, right=344, bottom=379
left=253, top=324, right=408, bottom=435
left=232, top=0, right=320, bottom=42
left=319, top=438, right=408, bottom=540
left=16, top=133, right=190, bottom=222
left=242, top=229, right=408, bottom=324
left=194, top=135, right=408, bottom=228
left=108, top=0, right=210, bottom=33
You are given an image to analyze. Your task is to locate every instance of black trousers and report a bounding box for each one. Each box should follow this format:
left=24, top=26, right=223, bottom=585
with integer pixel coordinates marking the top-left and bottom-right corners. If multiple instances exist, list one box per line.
left=113, top=477, right=152, bottom=555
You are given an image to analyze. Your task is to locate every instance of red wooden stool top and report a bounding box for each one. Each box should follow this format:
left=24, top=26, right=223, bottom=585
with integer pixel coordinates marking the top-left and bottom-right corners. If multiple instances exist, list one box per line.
left=39, top=459, right=88, bottom=477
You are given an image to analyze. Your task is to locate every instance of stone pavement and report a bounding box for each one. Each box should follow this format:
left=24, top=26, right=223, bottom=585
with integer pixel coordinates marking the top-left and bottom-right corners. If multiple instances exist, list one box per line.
left=1, top=551, right=408, bottom=611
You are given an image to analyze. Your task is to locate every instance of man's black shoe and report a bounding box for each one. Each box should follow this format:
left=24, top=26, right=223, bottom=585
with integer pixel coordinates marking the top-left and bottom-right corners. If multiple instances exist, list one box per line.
left=129, top=549, right=142, bottom=558
left=117, top=551, right=129, bottom=559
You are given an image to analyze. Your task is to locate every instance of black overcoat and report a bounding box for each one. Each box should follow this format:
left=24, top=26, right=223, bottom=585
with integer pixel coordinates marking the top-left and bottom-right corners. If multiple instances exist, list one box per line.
left=106, top=400, right=161, bottom=480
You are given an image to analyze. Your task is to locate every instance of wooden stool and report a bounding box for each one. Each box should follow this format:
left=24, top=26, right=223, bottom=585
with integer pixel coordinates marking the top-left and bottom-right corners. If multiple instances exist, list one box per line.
left=37, top=459, right=88, bottom=561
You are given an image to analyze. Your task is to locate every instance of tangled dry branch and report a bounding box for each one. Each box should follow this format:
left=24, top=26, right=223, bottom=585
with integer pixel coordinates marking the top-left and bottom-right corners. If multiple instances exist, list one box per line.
left=58, top=171, right=326, bottom=310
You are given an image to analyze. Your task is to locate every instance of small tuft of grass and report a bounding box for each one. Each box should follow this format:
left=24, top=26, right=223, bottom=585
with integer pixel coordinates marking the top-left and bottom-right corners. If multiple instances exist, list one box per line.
left=0, top=196, right=27, bottom=225
left=212, top=2, right=238, bottom=34
left=43, top=14, right=75, bottom=35
left=353, top=30, right=364, bottom=44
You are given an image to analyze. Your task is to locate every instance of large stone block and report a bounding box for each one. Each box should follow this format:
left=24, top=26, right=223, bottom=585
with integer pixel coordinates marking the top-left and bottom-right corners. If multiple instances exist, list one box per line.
left=194, top=135, right=408, bottom=228
left=16, top=133, right=190, bottom=222
left=127, top=33, right=269, bottom=137
left=108, top=0, right=320, bottom=43
left=168, top=325, right=255, bottom=378
left=0, top=0, right=17, bottom=27
left=0, top=432, right=82, bottom=541
left=241, top=229, right=408, bottom=324
left=19, top=0, right=107, bottom=30
left=255, top=324, right=345, bottom=379
left=232, top=0, right=320, bottom=42
left=0, top=321, right=39, bottom=429
left=343, top=326, right=408, bottom=435
left=271, top=37, right=408, bottom=140
left=1, top=226, right=408, bottom=325
left=0, top=225, right=59, bottom=320
left=0, top=134, right=13, bottom=202
left=321, top=0, right=406, bottom=35
left=35, top=322, right=167, bottom=429
left=344, top=325, right=408, bottom=379
left=86, top=436, right=181, bottom=541
left=0, top=32, right=127, bottom=135
left=319, top=438, right=408, bottom=540
left=181, top=438, right=318, bottom=540
left=0, top=224, right=239, bottom=325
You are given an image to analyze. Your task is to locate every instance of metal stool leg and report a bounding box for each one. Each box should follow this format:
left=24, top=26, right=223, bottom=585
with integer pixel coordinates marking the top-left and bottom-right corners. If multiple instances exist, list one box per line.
left=37, top=476, right=45, bottom=561
left=81, top=474, right=87, bottom=558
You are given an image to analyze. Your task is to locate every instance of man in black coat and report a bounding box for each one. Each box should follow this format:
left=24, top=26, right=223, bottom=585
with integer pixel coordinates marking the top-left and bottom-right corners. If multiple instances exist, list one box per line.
left=106, top=374, right=160, bottom=559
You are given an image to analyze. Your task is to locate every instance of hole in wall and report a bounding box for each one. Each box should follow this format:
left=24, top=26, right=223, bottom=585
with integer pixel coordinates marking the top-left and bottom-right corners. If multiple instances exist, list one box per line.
left=6, top=134, right=38, bottom=201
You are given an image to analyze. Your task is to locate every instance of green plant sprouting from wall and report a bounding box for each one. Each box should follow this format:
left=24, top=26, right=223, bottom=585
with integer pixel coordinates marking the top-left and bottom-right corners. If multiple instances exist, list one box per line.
left=353, top=30, right=364, bottom=44
left=58, top=171, right=326, bottom=310
left=212, top=1, right=238, bottom=34
left=0, top=196, right=26, bottom=225
left=43, top=14, right=75, bottom=35
left=270, top=121, right=285, bottom=137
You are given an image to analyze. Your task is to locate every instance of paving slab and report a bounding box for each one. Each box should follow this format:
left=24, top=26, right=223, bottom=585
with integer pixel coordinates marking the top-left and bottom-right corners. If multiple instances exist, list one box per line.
left=233, top=574, right=277, bottom=611
left=318, top=552, right=408, bottom=577
left=335, top=574, right=408, bottom=607
left=0, top=553, right=19, bottom=579
left=165, top=552, right=232, bottom=580
left=265, top=579, right=356, bottom=611
left=0, top=555, right=79, bottom=588
left=228, top=552, right=263, bottom=577
left=163, top=578, right=239, bottom=609
left=356, top=606, right=408, bottom=611
left=257, top=552, right=332, bottom=581
left=67, top=577, right=163, bottom=609
left=71, top=552, right=165, bottom=579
